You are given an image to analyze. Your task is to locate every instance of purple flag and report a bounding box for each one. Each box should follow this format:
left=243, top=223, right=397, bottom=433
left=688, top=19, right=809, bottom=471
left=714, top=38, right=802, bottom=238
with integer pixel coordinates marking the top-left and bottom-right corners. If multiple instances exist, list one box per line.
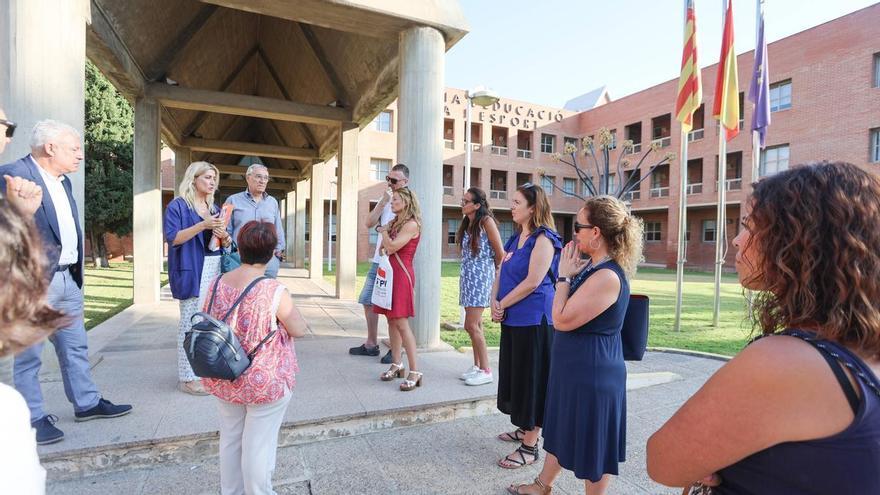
left=749, top=14, right=771, bottom=147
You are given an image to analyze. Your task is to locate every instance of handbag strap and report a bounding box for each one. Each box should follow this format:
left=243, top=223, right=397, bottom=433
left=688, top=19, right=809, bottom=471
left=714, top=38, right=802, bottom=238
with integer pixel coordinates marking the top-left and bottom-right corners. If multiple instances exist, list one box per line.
left=392, top=252, right=414, bottom=297
left=247, top=329, right=277, bottom=360
left=220, top=276, right=270, bottom=322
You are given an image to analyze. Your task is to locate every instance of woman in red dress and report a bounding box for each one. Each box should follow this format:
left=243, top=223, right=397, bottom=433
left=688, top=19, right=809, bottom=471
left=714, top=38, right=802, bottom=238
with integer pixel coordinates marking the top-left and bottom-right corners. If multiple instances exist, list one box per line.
left=374, top=188, right=422, bottom=391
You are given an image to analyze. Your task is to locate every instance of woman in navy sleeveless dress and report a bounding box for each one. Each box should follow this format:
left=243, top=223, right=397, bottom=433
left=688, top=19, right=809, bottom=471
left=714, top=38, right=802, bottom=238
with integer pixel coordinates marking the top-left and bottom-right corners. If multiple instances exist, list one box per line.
left=507, top=195, right=644, bottom=495
left=648, top=162, right=880, bottom=494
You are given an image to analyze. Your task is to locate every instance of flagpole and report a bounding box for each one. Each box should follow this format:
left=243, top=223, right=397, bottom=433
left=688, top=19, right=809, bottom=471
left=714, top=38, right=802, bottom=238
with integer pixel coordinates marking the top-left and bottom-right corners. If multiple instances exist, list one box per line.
left=712, top=0, right=729, bottom=327
left=674, top=0, right=691, bottom=333
left=747, top=0, right=766, bottom=320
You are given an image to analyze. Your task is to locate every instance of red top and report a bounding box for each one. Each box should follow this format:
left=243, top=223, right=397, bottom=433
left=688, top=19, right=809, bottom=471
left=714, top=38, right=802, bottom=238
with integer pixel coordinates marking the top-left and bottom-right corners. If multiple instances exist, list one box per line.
left=202, top=278, right=299, bottom=404
left=374, top=234, right=419, bottom=319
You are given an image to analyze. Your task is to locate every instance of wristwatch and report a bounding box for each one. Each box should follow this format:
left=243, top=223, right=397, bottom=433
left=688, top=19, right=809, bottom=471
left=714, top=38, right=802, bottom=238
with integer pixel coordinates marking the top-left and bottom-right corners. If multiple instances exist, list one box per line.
left=556, top=276, right=570, bottom=286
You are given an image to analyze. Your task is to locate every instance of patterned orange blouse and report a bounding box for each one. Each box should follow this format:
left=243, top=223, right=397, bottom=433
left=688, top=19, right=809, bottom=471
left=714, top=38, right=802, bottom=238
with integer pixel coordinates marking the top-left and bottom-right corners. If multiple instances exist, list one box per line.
left=201, top=277, right=299, bottom=404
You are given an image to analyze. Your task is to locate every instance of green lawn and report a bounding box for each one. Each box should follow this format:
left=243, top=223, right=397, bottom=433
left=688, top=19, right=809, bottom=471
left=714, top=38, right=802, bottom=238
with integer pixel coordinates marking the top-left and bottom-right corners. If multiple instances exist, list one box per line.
left=325, top=262, right=752, bottom=357
left=83, top=262, right=168, bottom=330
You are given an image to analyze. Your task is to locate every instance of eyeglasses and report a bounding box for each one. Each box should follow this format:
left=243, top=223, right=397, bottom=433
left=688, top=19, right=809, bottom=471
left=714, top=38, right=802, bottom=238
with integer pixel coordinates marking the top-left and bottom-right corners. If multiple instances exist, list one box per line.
left=250, top=174, right=269, bottom=182
left=460, top=198, right=474, bottom=206
left=385, top=176, right=402, bottom=185
left=574, top=221, right=596, bottom=233
left=0, top=119, right=16, bottom=138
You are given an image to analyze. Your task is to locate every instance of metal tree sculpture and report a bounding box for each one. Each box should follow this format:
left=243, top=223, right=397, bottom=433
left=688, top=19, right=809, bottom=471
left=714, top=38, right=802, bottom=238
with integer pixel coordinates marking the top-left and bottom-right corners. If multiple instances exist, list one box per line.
left=543, top=127, right=675, bottom=202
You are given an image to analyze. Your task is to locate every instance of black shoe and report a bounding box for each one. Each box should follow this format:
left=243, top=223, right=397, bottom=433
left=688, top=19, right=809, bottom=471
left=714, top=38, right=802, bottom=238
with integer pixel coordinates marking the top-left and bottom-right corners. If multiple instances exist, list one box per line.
left=32, top=414, right=64, bottom=445
left=349, top=344, right=380, bottom=356
left=380, top=350, right=393, bottom=364
left=74, top=398, right=133, bottom=422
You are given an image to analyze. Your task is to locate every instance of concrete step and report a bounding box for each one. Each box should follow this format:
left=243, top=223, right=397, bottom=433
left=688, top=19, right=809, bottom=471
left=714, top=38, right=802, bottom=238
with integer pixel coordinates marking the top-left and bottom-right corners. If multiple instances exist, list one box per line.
left=43, top=392, right=497, bottom=481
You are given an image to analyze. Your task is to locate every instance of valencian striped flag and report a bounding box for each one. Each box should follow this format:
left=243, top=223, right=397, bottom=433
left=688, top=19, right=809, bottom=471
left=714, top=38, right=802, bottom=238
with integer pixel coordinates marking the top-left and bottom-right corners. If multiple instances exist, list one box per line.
left=713, top=0, right=740, bottom=141
left=675, top=0, right=702, bottom=133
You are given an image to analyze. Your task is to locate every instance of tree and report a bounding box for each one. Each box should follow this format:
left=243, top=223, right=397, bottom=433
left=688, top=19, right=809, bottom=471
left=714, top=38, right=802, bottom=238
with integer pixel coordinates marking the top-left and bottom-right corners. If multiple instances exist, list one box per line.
left=84, top=61, right=134, bottom=267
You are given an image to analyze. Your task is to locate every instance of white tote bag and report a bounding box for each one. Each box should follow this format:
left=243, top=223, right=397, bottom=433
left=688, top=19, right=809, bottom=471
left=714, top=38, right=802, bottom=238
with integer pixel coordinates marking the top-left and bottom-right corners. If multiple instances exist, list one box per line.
left=370, top=254, right=394, bottom=310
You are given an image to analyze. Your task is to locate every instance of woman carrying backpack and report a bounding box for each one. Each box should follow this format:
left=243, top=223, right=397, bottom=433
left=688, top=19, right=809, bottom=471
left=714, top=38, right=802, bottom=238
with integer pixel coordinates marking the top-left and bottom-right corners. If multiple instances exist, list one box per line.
left=201, top=221, right=308, bottom=495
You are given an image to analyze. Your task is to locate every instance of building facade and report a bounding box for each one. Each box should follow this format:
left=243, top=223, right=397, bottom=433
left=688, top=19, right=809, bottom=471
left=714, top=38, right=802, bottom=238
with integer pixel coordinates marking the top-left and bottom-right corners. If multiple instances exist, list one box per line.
left=347, top=4, right=880, bottom=269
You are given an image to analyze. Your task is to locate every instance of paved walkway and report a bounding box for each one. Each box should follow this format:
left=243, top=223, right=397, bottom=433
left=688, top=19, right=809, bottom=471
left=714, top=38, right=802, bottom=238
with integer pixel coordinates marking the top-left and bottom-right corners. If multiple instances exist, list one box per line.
left=38, top=267, right=725, bottom=494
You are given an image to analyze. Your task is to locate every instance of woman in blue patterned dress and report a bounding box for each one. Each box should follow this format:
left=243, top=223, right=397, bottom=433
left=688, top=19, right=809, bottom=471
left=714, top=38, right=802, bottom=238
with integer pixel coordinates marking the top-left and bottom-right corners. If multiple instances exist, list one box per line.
left=457, top=187, right=505, bottom=386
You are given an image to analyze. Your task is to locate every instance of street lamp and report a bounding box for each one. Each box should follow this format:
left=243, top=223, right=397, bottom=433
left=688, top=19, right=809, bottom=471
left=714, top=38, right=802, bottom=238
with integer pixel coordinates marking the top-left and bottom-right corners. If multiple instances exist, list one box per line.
left=463, top=87, right=500, bottom=191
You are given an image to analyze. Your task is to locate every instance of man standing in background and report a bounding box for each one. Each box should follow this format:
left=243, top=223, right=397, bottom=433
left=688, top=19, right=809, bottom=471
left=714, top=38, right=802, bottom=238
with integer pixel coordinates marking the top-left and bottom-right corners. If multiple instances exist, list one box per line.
left=225, top=164, right=286, bottom=278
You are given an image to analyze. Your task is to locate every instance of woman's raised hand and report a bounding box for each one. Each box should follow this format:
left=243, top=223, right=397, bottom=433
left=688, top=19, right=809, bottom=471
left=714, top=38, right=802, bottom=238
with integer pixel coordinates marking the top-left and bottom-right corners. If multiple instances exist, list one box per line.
left=558, top=241, right=587, bottom=278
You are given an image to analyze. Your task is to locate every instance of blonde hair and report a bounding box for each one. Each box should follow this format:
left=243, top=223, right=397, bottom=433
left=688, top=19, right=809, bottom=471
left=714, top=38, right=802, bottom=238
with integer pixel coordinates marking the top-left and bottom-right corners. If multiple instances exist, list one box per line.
left=516, top=183, right=555, bottom=233
left=583, top=195, right=644, bottom=278
left=178, top=161, right=219, bottom=212
left=386, top=188, right=421, bottom=235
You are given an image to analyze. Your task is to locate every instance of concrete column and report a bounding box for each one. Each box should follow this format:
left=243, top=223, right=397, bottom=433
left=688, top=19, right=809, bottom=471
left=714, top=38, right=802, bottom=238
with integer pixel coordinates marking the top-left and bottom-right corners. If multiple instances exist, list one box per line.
left=309, top=163, right=325, bottom=281
left=0, top=0, right=89, bottom=224
left=173, top=147, right=191, bottom=196
left=336, top=123, right=359, bottom=299
left=285, top=190, right=296, bottom=261
left=397, top=27, right=445, bottom=348
left=133, top=98, right=162, bottom=304
left=294, top=179, right=308, bottom=268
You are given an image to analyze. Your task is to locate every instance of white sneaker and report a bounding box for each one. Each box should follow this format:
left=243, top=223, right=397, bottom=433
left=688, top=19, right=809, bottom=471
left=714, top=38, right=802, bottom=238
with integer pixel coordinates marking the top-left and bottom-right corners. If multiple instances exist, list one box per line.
left=460, top=365, right=480, bottom=381
left=465, top=370, right=494, bottom=386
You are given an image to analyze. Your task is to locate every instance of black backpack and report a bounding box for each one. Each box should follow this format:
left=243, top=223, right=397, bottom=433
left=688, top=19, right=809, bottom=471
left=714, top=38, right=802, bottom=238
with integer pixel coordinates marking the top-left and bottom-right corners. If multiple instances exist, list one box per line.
left=184, top=275, right=276, bottom=381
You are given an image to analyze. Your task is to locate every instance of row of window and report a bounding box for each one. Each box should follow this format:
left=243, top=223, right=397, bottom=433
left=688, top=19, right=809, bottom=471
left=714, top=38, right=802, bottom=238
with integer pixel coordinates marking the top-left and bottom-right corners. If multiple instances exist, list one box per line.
left=642, top=220, right=727, bottom=243
left=446, top=219, right=515, bottom=245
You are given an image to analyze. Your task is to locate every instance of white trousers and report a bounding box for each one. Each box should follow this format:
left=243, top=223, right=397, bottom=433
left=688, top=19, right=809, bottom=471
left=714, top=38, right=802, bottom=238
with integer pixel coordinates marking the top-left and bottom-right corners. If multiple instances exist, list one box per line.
left=216, top=390, right=292, bottom=495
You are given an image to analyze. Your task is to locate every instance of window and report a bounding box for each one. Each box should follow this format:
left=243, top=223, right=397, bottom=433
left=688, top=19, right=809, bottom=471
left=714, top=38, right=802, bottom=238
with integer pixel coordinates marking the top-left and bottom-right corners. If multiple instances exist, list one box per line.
left=688, top=105, right=705, bottom=142
left=873, top=53, right=880, bottom=88
left=760, top=144, right=790, bottom=176
left=443, top=164, right=454, bottom=196
left=444, top=119, right=455, bottom=149
left=871, top=128, right=880, bottom=163
left=490, top=170, right=508, bottom=199
left=369, top=204, right=379, bottom=244
left=447, top=218, right=460, bottom=245
left=609, top=129, right=617, bottom=150
left=517, top=131, right=533, bottom=158
left=651, top=114, right=672, bottom=147
left=770, top=80, right=792, bottom=112
left=464, top=167, right=481, bottom=188
left=499, top=221, right=515, bottom=242
left=563, top=136, right=578, bottom=152
left=702, top=220, right=716, bottom=242
left=540, top=134, right=556, bottom=154
left=329, top=215, right=337, bottom=242
left=650, top=165, right=670, bottom=197
left=369, top=158, right=391, bottom=181
left=644, top=222, right=661, bottom=242
left=542, top=175, right=555, bottom=195
left=625, top=122, right=642, bottom=153
left=516, top=172, right=532, bottom=187
left=371, top=110, right=393, bottom=132
left=304, top=213, right=310, bottom=242
left=563, top=178, right=576, bottom=197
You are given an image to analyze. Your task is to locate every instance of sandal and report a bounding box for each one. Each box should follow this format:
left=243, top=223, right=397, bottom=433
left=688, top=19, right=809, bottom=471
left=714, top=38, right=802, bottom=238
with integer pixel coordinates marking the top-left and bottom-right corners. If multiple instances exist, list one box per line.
left=400, top=371, right=423, bottom=391
left=507, top=477, right=552, bottom=495
left=498, top=442, right=540, bottom=469
left=380, top=363, right=405, bottom=381
left=497, top=427, right=526, bottom=442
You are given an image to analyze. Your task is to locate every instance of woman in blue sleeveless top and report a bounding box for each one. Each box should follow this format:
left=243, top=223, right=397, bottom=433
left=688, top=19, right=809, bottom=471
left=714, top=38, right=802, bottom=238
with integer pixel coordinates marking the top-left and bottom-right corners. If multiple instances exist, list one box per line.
left=648, top=162, right=880, bottom=494
left=492, top=183, right=561, bottom=470
left=508, top=196, right=645, bottom=495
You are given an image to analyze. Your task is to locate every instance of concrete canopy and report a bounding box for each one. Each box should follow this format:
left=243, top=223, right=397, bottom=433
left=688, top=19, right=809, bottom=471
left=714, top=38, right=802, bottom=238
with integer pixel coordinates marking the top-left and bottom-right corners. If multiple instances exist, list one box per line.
left=86, top=0, right=469, bottom=193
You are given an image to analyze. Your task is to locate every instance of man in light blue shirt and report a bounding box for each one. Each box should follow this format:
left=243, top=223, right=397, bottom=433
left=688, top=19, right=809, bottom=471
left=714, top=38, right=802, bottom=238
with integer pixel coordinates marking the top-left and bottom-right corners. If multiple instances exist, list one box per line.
left=224, top=164, right=286, bottom=278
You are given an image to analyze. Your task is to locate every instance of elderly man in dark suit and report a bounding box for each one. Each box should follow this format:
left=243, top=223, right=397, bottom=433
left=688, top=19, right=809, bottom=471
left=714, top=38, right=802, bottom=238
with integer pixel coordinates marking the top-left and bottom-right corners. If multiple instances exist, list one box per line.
left=0, top=119, right=132, bottom=445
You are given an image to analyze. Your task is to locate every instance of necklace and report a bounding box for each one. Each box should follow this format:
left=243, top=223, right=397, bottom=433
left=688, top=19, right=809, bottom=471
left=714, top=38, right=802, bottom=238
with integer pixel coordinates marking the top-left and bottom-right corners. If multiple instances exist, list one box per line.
left=585, top=254, right=612, bottom=271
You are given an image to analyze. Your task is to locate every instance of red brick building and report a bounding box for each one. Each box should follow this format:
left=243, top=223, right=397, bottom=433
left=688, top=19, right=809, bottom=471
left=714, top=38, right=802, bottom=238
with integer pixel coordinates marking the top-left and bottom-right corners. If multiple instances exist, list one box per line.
left=350, top=4, right=880, bottom=269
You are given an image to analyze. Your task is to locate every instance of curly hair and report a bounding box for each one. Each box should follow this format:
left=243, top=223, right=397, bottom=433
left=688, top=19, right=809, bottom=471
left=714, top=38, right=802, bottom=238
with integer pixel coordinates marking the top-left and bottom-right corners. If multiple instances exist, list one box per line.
left=0, top=198, right=66, bottom=357
left=386, top=187, right=421, bottom=235
left=583, top=195, right=644, bottom=278
left=746, top=161, right=880, bottom=358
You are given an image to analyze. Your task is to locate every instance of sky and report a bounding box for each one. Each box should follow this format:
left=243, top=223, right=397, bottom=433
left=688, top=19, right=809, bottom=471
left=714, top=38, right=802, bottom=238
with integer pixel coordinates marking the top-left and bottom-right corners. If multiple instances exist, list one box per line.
left=445, top=0, right=879, bottom=108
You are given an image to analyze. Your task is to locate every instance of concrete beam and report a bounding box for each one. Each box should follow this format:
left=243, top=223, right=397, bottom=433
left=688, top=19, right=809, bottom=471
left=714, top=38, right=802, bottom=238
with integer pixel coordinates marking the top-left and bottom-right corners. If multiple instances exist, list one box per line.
left=296, top=23, right=351, bottom=108
left=221, top=179, right=293, bottom=192
left=284, top=190, right=296, bottom=261
left=87, top=0, right=147, bottom=97
left=173, top=147, right=192, bottom=196
left=257, top=48, right=319, bottom=150
left=182, top=138, right=318, bottom=161
left=147, top=83, right=352, bottom=127
left=133, top=98, right=162, bottom=304
left=335, top=123, right=358, bottom=300
left=215, top=164, right=300, bottom=180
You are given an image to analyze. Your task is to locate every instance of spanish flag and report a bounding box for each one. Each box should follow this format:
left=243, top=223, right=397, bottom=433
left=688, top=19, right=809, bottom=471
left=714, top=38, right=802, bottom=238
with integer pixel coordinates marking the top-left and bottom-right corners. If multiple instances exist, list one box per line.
left=713, top=0, right=739, bottom=141
left=675, top=0, right=702, bottom=133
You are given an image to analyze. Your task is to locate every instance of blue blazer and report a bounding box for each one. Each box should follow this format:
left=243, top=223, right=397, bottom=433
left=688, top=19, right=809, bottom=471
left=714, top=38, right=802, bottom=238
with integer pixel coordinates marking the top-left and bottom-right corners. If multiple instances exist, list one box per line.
left=164, top=196, right=218, bottom=300
left=0, top=156, right=84, bottom=288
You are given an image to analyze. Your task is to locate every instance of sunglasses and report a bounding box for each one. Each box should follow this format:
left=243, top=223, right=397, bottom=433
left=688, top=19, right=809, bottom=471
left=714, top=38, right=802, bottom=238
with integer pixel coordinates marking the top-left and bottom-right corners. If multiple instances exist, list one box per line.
left=0, top=119, right=16, bottom=138
left=385, top=175, right=404, bottom=185
left=520, top=182, right=536, bottom=190
left=574, top=221, right=596, bottom=233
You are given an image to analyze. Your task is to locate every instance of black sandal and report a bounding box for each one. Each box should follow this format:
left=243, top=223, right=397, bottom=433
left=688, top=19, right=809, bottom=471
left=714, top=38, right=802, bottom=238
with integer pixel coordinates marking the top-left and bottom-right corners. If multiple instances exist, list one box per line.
left=497, top=427, right=526, bottom=442
left=498, top=442, right=540, bottom=469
